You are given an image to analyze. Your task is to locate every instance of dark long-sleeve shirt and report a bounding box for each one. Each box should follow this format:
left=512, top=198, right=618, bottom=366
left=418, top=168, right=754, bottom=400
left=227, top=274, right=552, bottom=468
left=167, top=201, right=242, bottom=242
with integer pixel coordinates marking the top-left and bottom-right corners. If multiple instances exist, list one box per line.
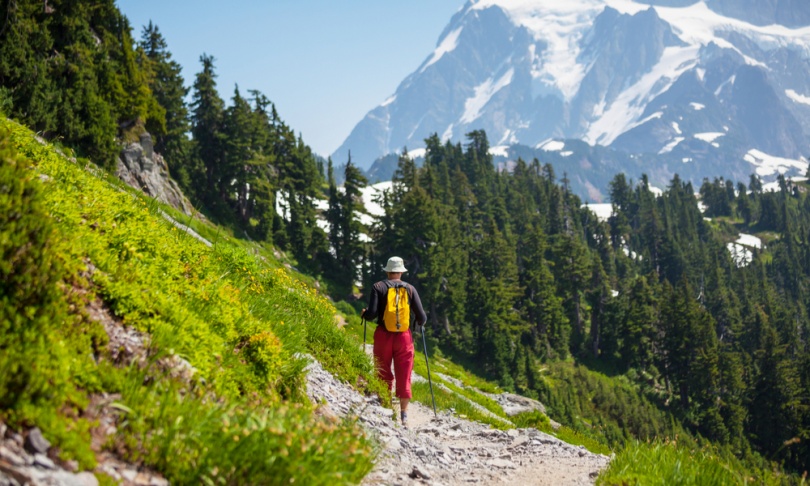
left=362, top=279, right=427, bottom=328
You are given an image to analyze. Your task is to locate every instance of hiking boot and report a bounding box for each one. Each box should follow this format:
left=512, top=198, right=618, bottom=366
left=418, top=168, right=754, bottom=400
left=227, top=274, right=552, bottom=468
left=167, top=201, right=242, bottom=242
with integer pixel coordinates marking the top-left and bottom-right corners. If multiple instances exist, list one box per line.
left=401, top=411, right=409, bottom=429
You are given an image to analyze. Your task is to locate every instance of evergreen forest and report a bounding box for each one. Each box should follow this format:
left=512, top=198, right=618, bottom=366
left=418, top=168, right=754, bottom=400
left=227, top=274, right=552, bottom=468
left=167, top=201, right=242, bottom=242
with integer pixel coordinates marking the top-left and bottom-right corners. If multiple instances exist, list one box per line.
left=2, top=0, right=810, bottom=482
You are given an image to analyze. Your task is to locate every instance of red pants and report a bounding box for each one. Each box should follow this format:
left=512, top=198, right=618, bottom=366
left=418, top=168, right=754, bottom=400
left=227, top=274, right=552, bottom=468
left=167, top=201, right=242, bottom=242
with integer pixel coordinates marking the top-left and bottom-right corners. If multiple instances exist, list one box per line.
left=373, top=326, right=414, bottom=399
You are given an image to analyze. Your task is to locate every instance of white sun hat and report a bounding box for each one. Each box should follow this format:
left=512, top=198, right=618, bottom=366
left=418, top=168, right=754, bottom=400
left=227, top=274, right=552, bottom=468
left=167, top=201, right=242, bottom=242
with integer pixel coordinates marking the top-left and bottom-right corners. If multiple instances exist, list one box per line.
left=382, top=256, right=407, bottom=273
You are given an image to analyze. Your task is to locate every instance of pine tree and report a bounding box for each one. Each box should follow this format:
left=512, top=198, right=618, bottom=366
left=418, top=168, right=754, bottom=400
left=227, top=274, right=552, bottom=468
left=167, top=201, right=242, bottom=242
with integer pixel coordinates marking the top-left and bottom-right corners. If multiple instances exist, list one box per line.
left=620, top=275, right=658, bottom=371
left=327, top=159, right=367, bottom=290
left=549, top=231, right=591, bottom=354
left=222, top=86, right=254, bottom=218
left=518, top=223, right=569, bottom=358
left=190, top=54, right=225, bottom=208
left=137, top=22, right=190, bottom=181
left=466, top=217, right=522, bottom=386
left=748, top=318, right=801, bottom=457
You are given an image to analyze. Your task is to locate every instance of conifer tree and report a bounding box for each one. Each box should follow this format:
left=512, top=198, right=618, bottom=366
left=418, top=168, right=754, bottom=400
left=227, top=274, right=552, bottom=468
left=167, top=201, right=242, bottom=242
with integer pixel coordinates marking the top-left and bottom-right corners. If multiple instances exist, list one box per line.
left=466, top=217, right=521, bottom=385
left=620, top=275, right=658, bottom=371
left=327, top=159, right=367, bottom=290
left=223, top=86, right=253, bottom=217
left=190, top=54, right=225, bottom=207
left=748, top=318, right=801, bottom=457
left=549, top=231, right=591, bottom=354
left=518, top=223, right=569, bottom=358
left=138, top=22, right=190, bottom=175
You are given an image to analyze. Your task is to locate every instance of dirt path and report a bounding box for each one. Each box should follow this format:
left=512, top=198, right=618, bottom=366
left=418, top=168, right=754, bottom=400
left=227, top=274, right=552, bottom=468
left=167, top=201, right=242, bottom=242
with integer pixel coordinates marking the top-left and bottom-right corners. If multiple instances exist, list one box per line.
left=305, top=359, right=611, bottom=486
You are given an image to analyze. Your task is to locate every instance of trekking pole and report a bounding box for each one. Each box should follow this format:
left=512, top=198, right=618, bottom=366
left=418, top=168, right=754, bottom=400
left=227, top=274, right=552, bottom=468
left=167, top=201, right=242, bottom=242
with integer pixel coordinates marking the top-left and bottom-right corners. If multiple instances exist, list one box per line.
left=362, top=317, right=367, bottom=353
left=420, top=326, right=438, bottom=417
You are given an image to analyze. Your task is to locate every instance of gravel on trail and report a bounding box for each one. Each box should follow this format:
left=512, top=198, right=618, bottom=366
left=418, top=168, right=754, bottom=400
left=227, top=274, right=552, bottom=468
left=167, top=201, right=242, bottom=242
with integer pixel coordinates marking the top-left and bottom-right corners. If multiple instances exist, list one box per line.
left=305, top=357, right=611, bottom=486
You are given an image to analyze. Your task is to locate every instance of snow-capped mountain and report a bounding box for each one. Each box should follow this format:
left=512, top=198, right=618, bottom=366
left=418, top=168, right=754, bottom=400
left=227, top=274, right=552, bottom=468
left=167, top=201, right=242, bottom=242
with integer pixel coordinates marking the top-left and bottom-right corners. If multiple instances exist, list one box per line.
left=333, top=0, right=810, bottom=200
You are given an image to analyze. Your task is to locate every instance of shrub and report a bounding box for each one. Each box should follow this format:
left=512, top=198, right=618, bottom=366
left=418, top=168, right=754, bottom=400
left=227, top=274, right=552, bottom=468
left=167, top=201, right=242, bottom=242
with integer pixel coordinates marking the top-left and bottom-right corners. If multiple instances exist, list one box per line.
left=244, top=330, right=285, bottom=386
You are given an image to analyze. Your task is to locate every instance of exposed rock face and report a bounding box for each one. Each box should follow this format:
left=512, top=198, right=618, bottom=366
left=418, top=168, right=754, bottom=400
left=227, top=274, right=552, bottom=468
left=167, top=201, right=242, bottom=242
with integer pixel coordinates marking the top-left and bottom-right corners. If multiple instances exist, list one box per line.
left=116, top=133, right=193, bottom=215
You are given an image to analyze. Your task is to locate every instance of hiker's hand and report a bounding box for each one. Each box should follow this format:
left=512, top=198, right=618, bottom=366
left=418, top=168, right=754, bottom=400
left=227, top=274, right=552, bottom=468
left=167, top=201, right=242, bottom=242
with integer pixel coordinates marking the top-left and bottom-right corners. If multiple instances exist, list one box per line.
left=361, top=308, right=366, bottom=319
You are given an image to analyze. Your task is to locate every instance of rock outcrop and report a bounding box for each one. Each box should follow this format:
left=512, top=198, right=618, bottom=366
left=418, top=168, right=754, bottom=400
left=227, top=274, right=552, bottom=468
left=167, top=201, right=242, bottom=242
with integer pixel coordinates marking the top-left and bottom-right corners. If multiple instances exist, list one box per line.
left=116, top=133, right=193, bottom=215
left=0, top=422, right=168, bottom=486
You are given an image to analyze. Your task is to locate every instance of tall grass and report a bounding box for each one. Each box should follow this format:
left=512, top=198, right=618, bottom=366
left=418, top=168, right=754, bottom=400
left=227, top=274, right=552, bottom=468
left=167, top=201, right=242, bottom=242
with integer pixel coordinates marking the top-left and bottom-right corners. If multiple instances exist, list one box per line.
left=597, top=440, right=795, bottom=486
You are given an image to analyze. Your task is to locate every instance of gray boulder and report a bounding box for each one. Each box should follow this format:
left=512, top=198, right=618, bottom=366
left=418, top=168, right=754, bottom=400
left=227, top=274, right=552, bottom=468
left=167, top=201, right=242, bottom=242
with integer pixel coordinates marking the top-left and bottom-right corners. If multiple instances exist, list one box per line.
left=116, top=133, right=193, bottom=215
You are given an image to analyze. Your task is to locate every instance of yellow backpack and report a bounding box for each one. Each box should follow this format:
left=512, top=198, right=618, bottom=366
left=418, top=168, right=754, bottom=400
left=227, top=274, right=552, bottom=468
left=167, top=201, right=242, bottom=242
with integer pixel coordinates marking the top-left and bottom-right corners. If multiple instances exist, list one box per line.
left=383, top=281, right=411, bottom=332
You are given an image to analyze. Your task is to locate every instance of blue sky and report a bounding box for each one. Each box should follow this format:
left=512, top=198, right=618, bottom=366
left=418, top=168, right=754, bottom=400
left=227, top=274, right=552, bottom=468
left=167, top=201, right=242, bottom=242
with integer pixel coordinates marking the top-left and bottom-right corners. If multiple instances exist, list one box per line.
left=116, top=0, right=463, bottom=158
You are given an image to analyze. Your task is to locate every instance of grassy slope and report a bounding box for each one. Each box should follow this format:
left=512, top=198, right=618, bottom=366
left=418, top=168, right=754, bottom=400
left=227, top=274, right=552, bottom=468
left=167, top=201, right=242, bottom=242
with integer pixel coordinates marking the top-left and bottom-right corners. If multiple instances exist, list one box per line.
left=0, top=117, right=386, bottom=485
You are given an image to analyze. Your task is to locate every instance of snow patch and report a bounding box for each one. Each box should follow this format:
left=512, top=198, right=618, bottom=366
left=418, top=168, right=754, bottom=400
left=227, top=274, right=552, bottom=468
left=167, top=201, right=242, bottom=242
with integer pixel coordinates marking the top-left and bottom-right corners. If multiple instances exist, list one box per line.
left=276, top=192, right=290, bottom=221
left=405, top=148, right=427, bottom=159
left=360, top=181, right=393, bottom=217
left=682, top=157, right=693, bottom=163
left=539, top=140, right=565, bottom=151
left=489, top=145, right=510, bottom=157
left=671, top=121, right=682, bottom=135
left=582, top=203, right=613, bottom=222
left=689, top=102, right=705, bottom=111
left=460, top=68, right=515, bottom=124
left=714, top=75, right=735, bottom=96
left=743, top=149, right=808, bottom=177
left=421, top=27, right=463, bottom=72
left=381, top=95, right=397, bottom=107
left=727, top=243, right=753, bottom=267
left=786, top=89, right=810, bottom=105
left=726, top=232, right=762, bottom=266
left=762, top=176, right=808, bottom=193
left=355, top=212, right=375, bottom=227
left=736, top=233, right=762, bottom=249
left=442, top=124, right=454, bottom=141
left=560, top=151, right=574, bottom=157
left=659, top=137, right=684, bottom=154
left=694, top=132, right=725, bottom=143
left=313, top=198, right=329, bottom=212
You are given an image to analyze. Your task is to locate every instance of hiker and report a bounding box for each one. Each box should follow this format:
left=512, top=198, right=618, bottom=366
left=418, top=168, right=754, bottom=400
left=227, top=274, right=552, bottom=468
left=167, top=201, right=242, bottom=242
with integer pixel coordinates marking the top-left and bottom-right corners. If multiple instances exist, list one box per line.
left=362, top=256, right=427, bottom=428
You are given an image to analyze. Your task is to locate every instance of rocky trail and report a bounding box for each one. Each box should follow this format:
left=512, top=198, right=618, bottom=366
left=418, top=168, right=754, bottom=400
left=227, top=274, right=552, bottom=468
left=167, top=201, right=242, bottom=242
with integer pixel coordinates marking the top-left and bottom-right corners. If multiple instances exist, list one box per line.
left=306, top=356, right=611, bottom=486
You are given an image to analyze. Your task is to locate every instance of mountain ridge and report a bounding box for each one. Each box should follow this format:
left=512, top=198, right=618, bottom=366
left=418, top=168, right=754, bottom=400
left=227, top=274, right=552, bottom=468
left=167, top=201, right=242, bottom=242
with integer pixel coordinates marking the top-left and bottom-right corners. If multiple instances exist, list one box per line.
left=334, top=0, right=810, bottom=199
